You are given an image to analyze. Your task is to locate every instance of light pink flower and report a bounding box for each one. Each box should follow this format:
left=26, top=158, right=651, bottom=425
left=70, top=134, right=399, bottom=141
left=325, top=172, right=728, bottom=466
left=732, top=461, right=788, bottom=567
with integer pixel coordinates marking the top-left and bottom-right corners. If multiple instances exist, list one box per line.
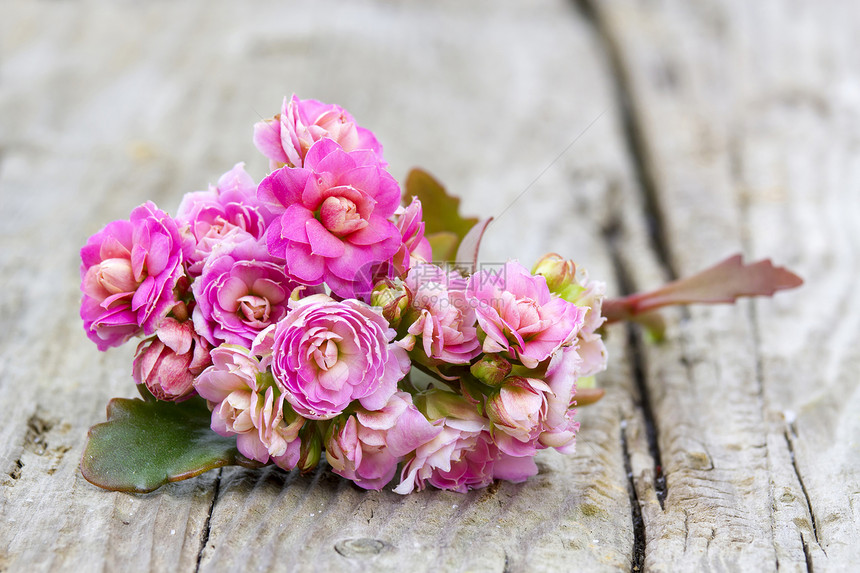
left=255, top=294, right=410, bottom=420
left=254, top=95, right=385, bottom=169
left=467, top=261, right=585, bottom=368
left=191, top=234, right=300, bottom=347
left=194, top=345, right=303, bottom=467
left=325, top=392, right=442, bottom=490
left=395, top=417, right=490, bottom=494
left=176, top=163, right=270, bottom=275
left=403, top=264, right=481, bottom=364
left=538, top=346, right=582, bottom=454
left=392, top=197, right=433, bottom=274
left=80, top=201, right=184, bottom=350
left=132, top=317, right=211, bottom=401
left=569, top=272, right=608, bottom=378
left=485, top=377, right=551, bottom=457
left=257, top=138, right=402, bottom=299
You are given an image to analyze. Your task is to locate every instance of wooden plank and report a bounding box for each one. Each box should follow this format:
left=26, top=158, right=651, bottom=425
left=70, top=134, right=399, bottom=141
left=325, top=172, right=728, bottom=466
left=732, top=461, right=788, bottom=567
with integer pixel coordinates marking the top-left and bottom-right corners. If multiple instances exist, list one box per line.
left=0, top=0, right=665, bottom=570
left=589, top=0, right=860, bottom=570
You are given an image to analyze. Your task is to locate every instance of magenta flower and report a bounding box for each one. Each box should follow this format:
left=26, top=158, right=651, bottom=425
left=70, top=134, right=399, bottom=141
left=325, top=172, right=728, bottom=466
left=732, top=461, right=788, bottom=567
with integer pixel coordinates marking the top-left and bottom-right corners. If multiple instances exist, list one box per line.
left=80, top=201, right=184, bottom=350
left=403, top=264, right=481, bottom=364
left=132, top=317, right=212, bottom=401
left=253, top=95, right=385, bottom=169
left=255, top=294, right=409, bottom=420
left=392, top=197, right=433, bottom=274
left=191, top=234, right=300, bottom=347
left=325, top=392, right=441, bottom=490
left=467, top=261, right=586, bottom=368
left=176, top=163, right=270, bottom=275
left=257, top=138, right=402, bottom=299
left=194, top=345, right=303, bottom=467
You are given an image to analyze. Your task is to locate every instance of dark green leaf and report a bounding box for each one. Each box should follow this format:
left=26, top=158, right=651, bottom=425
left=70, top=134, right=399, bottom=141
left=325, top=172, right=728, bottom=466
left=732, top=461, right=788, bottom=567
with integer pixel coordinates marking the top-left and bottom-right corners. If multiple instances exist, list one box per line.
left=81, top=397, right=262, bottom=493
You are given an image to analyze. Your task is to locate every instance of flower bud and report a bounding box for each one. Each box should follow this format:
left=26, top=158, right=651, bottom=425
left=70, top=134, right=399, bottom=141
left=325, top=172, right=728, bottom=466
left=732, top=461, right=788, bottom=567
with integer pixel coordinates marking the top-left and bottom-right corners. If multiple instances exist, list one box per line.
left=298, top=424, right=322, bottom=472
left=485, top=377, right=550, bottom=450
left=532, top=253, right=577, bottom=294
left=133, top=318, right=211, bottom=401
left=469, top=354, right=512, bottom=386
left=370, top=279, right=411, bottom=328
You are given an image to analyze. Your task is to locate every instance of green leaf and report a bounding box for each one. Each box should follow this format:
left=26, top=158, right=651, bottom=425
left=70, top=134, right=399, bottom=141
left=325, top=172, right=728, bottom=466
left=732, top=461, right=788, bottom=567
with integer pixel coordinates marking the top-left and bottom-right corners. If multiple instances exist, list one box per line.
left=405, top=168, right=478, bottom=257
left=426, top=231, right=459, bottom=263
left=81, top=397, right=262, bottom=493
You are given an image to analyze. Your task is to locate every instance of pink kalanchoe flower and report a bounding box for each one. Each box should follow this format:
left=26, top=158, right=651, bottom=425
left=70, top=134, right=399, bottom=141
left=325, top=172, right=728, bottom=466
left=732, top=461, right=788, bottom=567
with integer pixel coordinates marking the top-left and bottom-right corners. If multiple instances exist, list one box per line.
left=403, top=264, right=481, bottom=364
left=80, top=201, right=185, bottom=350
left=132, top=317, right=212, bottom=401
left=176, top=163, right=270, bottom=275
left=394, top=390, right=536, bottom=493
left=325, top=392, right=442, bottom=490
left=194, top=344, right=303, bottom=468
left=257, top=138, right=402, bottom=299
left=392, top=197, right=433, bottom=274
left=254, top=294, right=410, bottom=420
left=467, top=261, right=586, bottom=368
left=570, top=272, right=608, bottom=379
left=254, top=95, right=385, bottom=169
left=395, top=417, right=491, bottom=494
left=192, top=234, right=300, bottom=347
left=538, top=346, right=582, bottom=454
left=485, top=377, right=551, bottom=457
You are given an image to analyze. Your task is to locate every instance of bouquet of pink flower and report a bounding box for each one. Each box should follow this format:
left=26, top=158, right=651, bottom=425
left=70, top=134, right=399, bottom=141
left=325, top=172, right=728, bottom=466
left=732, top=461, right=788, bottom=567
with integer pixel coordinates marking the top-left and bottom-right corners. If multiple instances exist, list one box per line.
left=79, top=96, right=802, bottom=494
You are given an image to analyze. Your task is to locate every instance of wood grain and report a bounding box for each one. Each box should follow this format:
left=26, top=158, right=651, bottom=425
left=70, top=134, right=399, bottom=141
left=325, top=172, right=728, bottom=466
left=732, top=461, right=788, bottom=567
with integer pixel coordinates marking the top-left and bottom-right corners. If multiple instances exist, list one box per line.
left=589, top=0, right=860, bottom=570
left=1, top=0, right=855, bottom=571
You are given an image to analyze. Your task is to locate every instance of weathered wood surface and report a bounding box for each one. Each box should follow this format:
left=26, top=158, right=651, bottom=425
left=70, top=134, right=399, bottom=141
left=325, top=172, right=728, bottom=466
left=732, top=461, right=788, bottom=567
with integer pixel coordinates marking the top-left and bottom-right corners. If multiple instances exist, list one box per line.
left=0, top=0, right=855, bottom=571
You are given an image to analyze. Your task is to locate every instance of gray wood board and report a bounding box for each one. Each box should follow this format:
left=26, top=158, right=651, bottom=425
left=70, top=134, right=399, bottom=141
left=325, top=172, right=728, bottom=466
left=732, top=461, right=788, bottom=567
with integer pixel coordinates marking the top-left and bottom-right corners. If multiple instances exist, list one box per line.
left=589, top=0, right=860, bottom=570
left=1, top=0, right=853, bottom=571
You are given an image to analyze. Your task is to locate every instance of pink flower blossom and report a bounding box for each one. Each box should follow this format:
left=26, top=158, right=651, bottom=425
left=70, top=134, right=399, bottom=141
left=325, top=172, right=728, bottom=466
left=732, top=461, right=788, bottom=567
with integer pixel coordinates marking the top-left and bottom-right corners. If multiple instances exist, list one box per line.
left=80, top=201, right=184, bottom=350
left=255, top=294, right=409, bottom=420
left=569, top=271, right=608, bottom=379
left=467, top=261, right=586, bottom=368
left=176, top=163, right=270, bottom=275
left=403, top=264, right=481, bottom=364
left=485, top=377, right=551, bottom=457
left=194, top=345, right=303, bottom=467
left=538, top=346, right=581, bottom=454
left=257, top=138, right=402, bottom=299
left=395, top=416, right=491, bottom=494
left=191, top=234, right=300, bottom=347
left=132, top=317, right=211, bottom=401
left=392, top=197, right=432, bottom=274
left=253, top=95, right=385, bottom=169
left=325, top=392, right=441, bottom=490
left=393, top=391, right=537, bottom=493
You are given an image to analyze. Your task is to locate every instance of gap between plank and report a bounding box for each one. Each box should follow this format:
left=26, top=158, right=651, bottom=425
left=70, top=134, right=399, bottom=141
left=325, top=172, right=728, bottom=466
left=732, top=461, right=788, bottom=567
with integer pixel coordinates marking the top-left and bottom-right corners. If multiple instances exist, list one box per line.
left=195, top=468, right=223, bottom=573
left=605, top=218, right=667, bottom=509
left=574, top=0, right=677, bottom=281
left=620, top=419, right=646, bottom=572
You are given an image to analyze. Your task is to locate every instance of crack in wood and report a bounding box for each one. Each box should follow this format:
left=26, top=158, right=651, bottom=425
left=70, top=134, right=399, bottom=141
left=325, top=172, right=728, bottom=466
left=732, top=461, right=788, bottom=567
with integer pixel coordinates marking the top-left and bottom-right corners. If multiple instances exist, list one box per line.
left=620, top=421, right=646, bottom=572
left=800, top=532, right=814, bottom=573
left=195, top=468, right=222, bottom=573
left=604, top=219, right=668, bottom=510
left=784, top=430, right=823, bottom=553
left=575, top=0, right=677, bottom=281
